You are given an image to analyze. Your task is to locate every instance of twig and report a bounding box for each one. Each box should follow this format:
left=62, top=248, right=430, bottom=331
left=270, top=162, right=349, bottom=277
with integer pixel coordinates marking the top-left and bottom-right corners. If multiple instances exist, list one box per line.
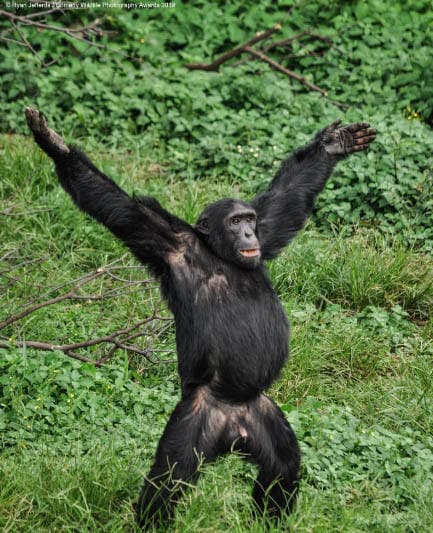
left=24, top=8, right=65, bottom=19
left=1, top=256, right=175, bottom=366
left=10, top=18, right=42, bottom=62
left=0, top=35, right=27, bottom=47
left=17, top=256, right=127, bottom=306
left=0, top=10, right=99, bottom=34
left=0, top=270, right=103, bottom=330
left=0, top=256, right=47, bottom=275
left=184, top=23, right=348, bottom=108
left=185, top=23, right=282, bottom=72
left=0, top=9, right=132, bottom=61
left=0, top=338, right=98, bottom=364
left=0, top=316, right=175, bottom=366
left=304, top=29, right=344, bottom=54
left=244, top=46, right=328, bottom=96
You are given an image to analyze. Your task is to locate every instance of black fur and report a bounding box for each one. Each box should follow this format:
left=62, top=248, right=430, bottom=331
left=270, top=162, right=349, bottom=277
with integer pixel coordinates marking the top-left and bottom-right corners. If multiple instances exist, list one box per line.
left=28, top=117, right=375, bottom=528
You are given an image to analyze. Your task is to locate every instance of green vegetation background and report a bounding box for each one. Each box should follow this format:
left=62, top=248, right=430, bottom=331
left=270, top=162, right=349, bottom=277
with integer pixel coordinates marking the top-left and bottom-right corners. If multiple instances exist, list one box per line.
left=1, top=1, right=432, bottom=531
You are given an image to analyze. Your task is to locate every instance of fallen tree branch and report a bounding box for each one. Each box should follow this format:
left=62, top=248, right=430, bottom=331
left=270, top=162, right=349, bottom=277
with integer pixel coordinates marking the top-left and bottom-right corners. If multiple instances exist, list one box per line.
left=0, top=269, right=103, bottom=330
left=185, top=23, right=281, bottom=71
left=244, top=45, right=327, bottom=96
left=0, top=312, right=173, bottom=366
left=184, top=21, right=348, bottom=108
left=0, top=258, right=174, bottom=366
left=0, top=9, right=129, bottom=65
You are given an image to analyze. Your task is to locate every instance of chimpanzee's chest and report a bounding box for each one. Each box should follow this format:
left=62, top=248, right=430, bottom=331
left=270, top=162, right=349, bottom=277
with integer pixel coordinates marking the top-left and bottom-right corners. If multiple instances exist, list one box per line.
left=164, top=255, right=289, bottom=393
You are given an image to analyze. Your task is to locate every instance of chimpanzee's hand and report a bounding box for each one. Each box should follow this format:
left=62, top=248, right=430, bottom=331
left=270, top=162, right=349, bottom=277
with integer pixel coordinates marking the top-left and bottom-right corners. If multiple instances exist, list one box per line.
left=322, top=120, right=376, bottom=156
left=25, top=107, right=70, bottom=158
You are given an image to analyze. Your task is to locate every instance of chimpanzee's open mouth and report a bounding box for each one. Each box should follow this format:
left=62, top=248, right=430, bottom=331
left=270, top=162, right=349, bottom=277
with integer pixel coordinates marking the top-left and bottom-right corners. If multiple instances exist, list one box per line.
left=240, top=249, right=260, bottom=258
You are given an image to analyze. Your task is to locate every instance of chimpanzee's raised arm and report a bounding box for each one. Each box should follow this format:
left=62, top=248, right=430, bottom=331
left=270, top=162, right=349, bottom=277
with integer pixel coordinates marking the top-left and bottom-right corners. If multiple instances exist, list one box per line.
left=25, top=108, right=192, bottom=276
left=251, top=121, right=376, bottom=260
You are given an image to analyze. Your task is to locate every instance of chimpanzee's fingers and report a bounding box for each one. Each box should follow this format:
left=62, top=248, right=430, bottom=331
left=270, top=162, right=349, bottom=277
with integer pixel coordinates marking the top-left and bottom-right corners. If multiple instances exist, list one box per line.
left=346, top=137, right=376, bottom=153
left=352, top=128, right=376, bottom=139
left=349, top=144, right=371, bottom=152
left=25, top=107, right=70, bottom=157
left=345, top=122, right=371, bottom=133
left=25, top=107, right=45, bottom=135
left=354, top=134, right=376, bottom=146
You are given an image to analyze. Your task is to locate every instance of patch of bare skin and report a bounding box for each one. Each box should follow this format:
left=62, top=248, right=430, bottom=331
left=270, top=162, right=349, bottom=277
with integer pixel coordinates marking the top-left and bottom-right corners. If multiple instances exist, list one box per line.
left=167, top=245, right=188, bottom=268
left=195, top=272, right=229, bottom=303
left=167, top=232, right=202, bottom=271
left=207, top=272, right=229, bottom=290
left=192, top=385, right=210, bottom=415
left=193, top=386, right=249, bottom=442
left=256, top=393, right=275, bottom=414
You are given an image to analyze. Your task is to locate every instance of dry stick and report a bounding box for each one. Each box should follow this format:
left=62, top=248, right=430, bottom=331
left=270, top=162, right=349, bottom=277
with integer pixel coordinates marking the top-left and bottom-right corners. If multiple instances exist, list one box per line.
left=0, top=10, right=101, bottom=34
left=18, top=256, right=127, bottom=307
left=0, top=10, right=132, bottom=60
left=184, top=21, right=348, bottom=108
left=245, top=46, right=349, bottom=109
left=244, top=45, right=327, bottom=96
left=304, top=30, right=344, bottom=54
left=185, top=23, right=282, bottom=72
left=0, top=314, right=173, bottom=366
left=0, top=339, right=97, bottom=364
left=97, top=311, right=173, bottom=365
left=0, top=35, right=27, bottom=47
left=9, top=18, right=42, bottom=62
left=262, top=29, right=343, bottom=56
left=263, top=31, right=309, bottom=52
left=0, top=255, right=174, bottom=365
left=0, top=256, right=46, bottom=276
left=0, top=270, right=103, bottom=330
left=185, top=0, right=304, bottom=69
left=232, top=30, right=308, bottom=67
left=23, top=8, right=64, bottom=19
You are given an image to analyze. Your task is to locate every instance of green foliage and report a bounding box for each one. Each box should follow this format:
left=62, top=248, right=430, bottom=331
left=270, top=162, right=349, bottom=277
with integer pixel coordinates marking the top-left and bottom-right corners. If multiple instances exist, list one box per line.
left=285, top=398, right=433, bottom=507
left=1, top=0, right=432, bottom=245
left=1, top=133, right=433, bottom=530
left=1, top=1, right=433, bottom=530
left=0, top=350, right=177, bottom=455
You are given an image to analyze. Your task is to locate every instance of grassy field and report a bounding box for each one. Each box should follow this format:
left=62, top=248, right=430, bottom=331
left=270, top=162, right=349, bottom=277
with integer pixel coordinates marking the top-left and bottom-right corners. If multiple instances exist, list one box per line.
left=1, top=134, right=433, bottom=532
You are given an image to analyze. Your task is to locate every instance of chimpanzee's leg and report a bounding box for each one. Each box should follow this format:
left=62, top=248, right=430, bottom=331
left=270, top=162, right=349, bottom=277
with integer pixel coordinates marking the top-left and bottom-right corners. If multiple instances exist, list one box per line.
left=241, top=395, right=301, bottom=519
left=135, top=386, right=227, bottom=529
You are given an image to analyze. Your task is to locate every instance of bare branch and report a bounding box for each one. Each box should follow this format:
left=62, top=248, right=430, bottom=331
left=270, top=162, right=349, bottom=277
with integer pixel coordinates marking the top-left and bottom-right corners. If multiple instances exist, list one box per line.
left=24, top=8, right=65, bottom=19
left=185, top=23, right=282, bottom=72
left=0, top=9, right=132, bottom=62
left=0, top=270, right=103, bottom=330
left=183, top=20, right=348, bottom=108
left=244, top=46, right=327, bottom=96
left=0, top=34, right=27, bottom=47
left=0, top=257, right=174, bottom=366
left=10, top=18, right=42, bottom=62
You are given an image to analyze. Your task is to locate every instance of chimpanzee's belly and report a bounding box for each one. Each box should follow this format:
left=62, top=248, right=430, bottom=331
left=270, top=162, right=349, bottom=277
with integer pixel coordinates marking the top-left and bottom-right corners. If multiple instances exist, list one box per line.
left=175, top=287, right=289, bottom=400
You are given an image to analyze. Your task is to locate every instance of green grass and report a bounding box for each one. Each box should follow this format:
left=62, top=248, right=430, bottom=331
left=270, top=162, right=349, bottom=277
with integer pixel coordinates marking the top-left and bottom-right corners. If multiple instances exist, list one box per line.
left=1, top=134, right=432, bottom=532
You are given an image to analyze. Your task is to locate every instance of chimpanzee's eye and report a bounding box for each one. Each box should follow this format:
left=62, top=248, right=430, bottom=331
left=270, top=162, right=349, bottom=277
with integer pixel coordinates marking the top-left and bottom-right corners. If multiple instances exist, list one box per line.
left=232, top=216, right=240, bottom=225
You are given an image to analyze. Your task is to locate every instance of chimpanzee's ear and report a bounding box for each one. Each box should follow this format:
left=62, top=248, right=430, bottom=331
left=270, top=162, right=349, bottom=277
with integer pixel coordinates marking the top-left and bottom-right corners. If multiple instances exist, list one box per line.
left=195, top=217, right=209, bottom=235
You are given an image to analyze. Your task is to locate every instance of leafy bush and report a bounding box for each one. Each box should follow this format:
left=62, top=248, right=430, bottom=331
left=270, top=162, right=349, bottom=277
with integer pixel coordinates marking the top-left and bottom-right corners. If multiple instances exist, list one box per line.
left=285, top=398, right=433, bottom=507
left=0, top=350, right=178, bottom=455
left=1, top=0, right=432, bottom=245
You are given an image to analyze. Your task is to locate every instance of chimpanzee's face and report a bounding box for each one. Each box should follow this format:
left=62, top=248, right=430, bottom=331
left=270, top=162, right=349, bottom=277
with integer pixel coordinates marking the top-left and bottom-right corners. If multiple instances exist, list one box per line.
left=196, top=199, right=261, bottom=269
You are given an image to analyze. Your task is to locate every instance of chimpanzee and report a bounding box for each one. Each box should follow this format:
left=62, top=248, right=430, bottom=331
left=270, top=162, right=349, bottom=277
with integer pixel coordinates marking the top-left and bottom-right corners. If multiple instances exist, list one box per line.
left=25, top=107, right=376, bottom=528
